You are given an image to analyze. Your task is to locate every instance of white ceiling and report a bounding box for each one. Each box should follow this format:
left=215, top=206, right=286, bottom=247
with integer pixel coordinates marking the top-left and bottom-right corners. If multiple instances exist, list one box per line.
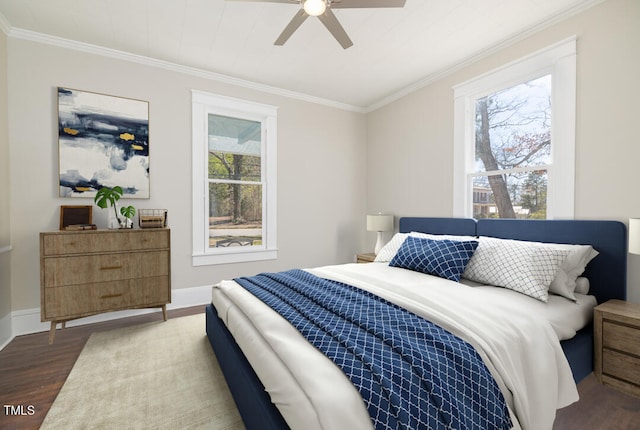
left=0, top=0, right=602, bottom=111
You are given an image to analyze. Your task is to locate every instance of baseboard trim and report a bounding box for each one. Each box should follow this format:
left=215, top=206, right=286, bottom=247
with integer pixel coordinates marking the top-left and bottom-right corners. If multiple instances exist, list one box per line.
left=6, top=285, right=213, bottom=342
left=0, top=312, right=12, bottom=351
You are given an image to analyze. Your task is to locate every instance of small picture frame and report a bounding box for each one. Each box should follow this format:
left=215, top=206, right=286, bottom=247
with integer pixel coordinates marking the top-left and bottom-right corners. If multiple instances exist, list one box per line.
left=60, top=205, right=94, bottom=230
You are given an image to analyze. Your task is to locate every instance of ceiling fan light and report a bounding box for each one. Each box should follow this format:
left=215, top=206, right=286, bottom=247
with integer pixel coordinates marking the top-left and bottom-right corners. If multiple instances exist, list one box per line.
left=303, top=0, right=326, bottom=16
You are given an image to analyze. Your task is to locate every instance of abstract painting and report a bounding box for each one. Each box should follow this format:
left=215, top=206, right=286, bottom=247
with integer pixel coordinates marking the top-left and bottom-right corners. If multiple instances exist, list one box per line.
left=58, top=87, right=149, bottom=198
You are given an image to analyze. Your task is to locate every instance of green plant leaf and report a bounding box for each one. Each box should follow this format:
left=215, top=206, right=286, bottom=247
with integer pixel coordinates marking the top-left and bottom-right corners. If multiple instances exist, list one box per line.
left=94, top=186, right=123, bottom=209
left=120, top=205, right=136, bottom=219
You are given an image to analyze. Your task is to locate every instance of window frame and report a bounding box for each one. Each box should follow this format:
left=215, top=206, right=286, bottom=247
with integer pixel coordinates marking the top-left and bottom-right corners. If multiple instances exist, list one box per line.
left=453, top=37, right=577, bottom=219
left=192, top=90, right=277, bottom=266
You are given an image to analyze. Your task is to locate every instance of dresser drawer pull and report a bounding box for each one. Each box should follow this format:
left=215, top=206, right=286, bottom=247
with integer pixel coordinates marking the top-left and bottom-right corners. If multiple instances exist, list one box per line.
left=101, top=293, right=123, bottom=299
left=100, top=265, right=123, bottom=270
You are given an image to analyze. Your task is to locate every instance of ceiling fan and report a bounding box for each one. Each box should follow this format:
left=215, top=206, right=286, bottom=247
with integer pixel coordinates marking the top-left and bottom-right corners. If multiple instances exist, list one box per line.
left=229, top=0, right=407, bottom=49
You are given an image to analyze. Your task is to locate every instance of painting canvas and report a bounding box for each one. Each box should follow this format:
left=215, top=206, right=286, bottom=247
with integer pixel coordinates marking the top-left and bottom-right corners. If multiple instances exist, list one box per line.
left=58, top=87, right=149, bottom=198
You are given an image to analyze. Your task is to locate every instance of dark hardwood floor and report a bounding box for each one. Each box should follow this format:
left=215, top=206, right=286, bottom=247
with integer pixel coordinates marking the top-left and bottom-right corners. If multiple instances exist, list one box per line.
left=1, top=306, right=639, bottom=429
left=0, top=306, right=204, bottom=430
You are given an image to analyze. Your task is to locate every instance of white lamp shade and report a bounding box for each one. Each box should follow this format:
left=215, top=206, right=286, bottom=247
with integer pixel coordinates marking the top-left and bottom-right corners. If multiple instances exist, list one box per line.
left=367, top=214, right=393, bottom=232
left=629, top=218, right=640, bottom=254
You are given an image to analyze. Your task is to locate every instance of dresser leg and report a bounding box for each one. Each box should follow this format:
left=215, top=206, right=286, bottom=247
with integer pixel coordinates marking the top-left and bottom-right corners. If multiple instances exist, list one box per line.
left=48, top=322, right=57, bottom=344
left=161, top=305, right=168, bottom=321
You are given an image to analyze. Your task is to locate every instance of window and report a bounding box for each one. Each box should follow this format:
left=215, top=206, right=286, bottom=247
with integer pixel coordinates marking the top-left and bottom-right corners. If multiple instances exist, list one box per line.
left=453, top=37, right=576, bottom=219
left=192, top=91, right=277, bottom=265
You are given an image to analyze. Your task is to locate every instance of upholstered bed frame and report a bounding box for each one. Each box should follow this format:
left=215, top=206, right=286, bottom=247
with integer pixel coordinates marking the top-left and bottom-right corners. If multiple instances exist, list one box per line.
left=205, top=217, right=627, bottom=430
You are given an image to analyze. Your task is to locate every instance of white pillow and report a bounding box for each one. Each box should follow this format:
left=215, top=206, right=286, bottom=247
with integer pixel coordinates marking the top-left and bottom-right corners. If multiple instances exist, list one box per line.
left=484, top=239, right=597, bottom=301
left=574, top=277, right=590, bottom=295
left=535, top=243, right=598, bottom=301
left=463, top=236, right=570, bottom=302
left=374, top=233, right=408, bottom=262
left=374, top=232, right=478, bottom=263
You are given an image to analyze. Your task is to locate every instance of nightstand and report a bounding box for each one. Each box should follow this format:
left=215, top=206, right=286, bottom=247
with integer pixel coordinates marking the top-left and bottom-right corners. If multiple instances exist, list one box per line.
left=594, top=299, right=640, bottom=398
left=355, top=253, right=376, bottom=263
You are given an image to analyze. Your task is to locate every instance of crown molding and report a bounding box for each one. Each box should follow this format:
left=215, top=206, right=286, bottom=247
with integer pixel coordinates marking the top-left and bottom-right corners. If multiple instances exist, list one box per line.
left=8, top=27, right=366, bottom=114
left=0, top=11, right=10, bottom=36
left=2, top=0, right=604, bottom=114
left=364, top=0, right=606, bottom=113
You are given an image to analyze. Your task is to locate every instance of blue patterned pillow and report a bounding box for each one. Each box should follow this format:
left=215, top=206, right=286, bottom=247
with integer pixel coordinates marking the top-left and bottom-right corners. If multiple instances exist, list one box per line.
left=389, top=236, right=479, bottom=282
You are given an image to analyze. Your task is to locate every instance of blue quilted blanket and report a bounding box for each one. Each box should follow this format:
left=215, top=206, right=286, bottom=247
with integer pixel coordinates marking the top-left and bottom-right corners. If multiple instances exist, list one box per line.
left=235, top=269, right=512, bottom=430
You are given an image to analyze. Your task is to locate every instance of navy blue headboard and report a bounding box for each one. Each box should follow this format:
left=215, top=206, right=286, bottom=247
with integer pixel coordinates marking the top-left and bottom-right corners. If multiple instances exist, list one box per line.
left=398, top=217, right=627, bottom=304
left=399, top=217, right=477, bottom=237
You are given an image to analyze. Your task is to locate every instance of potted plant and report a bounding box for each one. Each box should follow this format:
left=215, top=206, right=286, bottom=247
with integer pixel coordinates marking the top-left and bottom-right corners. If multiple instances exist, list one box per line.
left=119, top=204, right=137, bottom=229
left=94, top=186, right=136, bottom=229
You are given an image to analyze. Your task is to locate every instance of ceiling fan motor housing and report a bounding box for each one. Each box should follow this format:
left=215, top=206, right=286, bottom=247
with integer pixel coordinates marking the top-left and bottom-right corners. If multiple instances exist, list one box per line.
left=232, top=0, right=407, bottom=49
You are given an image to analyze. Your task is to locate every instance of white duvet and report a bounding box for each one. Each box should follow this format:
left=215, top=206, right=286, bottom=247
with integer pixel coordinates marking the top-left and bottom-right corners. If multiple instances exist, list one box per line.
left=212, top=263, right=580, bottom=430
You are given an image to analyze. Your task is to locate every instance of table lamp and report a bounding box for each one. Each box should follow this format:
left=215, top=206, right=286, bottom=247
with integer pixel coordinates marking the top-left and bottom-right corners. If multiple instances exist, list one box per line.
left=367, top=213, right=394, bottom=255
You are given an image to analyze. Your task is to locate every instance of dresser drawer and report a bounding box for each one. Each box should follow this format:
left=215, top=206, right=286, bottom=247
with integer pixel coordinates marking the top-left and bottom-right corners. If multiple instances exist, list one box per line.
left=43, top=250, right=169, bottom=287
left=603, top=349, right=640, bottom=386
left=603, top=321, right=640, bottom=356
left=41, top=229, right=169, bottom=256
left=43, top=276, right=170, bottom=320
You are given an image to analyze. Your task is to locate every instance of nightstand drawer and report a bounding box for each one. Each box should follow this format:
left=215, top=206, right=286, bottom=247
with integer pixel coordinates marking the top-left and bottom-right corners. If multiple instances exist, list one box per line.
left=603, top=321, right=640, bottom=356
left=595, top=300, right=640, bottom=397
left=603, top=349, right=640, bottom=386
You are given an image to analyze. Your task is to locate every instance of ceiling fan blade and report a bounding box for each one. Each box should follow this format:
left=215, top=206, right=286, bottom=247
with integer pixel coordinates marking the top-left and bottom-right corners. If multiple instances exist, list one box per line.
left=317, top=9, right=353, bottom=49
left=330, top=0, right=406, bottom=8
left=274, top=9, right=309, bottom=45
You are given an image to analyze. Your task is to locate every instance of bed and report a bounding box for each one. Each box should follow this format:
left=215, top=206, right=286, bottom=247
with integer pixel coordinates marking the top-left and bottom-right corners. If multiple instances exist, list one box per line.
left=205, top=217, right=627, bottom=430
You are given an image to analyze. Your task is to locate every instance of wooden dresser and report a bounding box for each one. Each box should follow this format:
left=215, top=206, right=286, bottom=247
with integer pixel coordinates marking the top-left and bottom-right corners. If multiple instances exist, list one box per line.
left=40, top=228, right=171, bottom=343
left=594, top=299, right=640, bottom=398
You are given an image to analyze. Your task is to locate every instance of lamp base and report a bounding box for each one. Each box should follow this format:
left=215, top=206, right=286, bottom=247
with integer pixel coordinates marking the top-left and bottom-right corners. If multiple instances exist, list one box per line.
left=374, top=232, right=385, bottom=255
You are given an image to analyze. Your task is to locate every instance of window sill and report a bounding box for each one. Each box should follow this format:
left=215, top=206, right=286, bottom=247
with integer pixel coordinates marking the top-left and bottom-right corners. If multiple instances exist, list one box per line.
left=192, top=248, right=278, bottom=266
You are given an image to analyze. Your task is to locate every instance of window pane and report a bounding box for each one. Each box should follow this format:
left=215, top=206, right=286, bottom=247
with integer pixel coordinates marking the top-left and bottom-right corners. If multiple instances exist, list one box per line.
left=472, top=170, right=547, bottom=219
left=474, top=74, right=551, bottom=173
left=208, top=152, right=261, bottom=182
left=473, top=75, right=550, bottom=219
left=208, top=183, right=262, bottom=248
left=208, top=114, right=261, bottom=181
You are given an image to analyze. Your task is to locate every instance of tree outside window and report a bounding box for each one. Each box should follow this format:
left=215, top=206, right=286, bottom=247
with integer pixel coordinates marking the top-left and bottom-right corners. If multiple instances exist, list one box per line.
left=208, top=114, right=263, bottom=248
left=473, top=75, right=551, bottom=219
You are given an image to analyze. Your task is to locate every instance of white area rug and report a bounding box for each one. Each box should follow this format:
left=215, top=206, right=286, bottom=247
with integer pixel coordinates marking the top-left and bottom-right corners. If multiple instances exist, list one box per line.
left=41, top=314, right=245, bottom=430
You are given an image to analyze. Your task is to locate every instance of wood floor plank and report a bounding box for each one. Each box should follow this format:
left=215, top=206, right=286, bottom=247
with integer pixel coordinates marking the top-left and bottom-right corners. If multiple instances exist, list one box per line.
left=1, top=305, right=639, bottom=429
left=0, top=306, right=204, bottom=430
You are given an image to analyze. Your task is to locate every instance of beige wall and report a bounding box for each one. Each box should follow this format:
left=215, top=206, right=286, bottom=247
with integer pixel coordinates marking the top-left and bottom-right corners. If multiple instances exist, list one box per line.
left=367, top=0, right=640, bottom=302
left=5, top=0, right=640, bottom=319
left=7, top=39, right=367, bottom=312
left=0, top=28, right=11, bottom=325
